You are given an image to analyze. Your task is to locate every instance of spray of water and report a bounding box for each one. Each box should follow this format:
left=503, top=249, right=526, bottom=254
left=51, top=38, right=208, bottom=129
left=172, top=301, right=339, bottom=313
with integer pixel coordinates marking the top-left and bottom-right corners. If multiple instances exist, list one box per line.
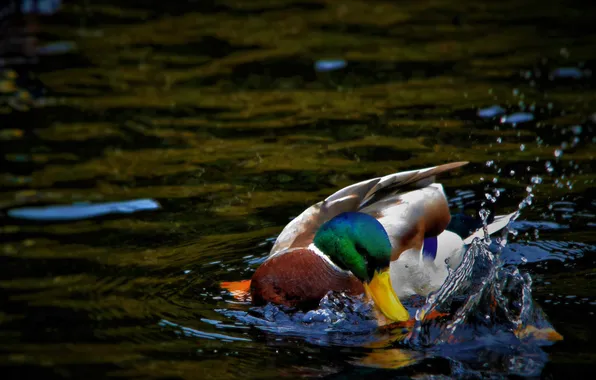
left=406, top=112, right=584, bottom=349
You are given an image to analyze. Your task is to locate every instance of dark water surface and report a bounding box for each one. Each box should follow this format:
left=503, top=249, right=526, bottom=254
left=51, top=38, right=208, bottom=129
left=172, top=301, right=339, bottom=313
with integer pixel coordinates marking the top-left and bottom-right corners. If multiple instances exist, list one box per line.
left=1, top=1, right=595, bottom=378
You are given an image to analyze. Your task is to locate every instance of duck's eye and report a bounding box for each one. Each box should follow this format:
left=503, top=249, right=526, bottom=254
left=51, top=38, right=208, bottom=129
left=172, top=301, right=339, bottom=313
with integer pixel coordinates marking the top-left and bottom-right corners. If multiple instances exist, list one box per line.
left=354, top=243, right=367, bottom=259
left=346, top=243, right=372, bottom=281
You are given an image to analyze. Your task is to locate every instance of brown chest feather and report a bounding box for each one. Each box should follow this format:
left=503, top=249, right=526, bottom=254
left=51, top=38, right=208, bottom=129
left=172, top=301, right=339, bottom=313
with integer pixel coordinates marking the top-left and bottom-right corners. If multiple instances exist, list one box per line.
left=250, top=249, right=364, bottom=310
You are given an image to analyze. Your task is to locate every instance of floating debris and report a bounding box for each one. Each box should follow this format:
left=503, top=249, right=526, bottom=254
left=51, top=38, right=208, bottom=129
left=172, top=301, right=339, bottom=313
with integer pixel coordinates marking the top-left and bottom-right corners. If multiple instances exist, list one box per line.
left=36, top=41, right=76, bottom=55
left=219, top=292, right=380, bottom=346
left=7, top=198, right=161, bottom=221
left=500, top=112, right=535, bottom=124
left=477, top=105, right=505, bottom=118
left=549, top=67, right=584, bottom=79
left=21, top=0, right=62, bottom=15
left=314, top=59, right=347, bottom=72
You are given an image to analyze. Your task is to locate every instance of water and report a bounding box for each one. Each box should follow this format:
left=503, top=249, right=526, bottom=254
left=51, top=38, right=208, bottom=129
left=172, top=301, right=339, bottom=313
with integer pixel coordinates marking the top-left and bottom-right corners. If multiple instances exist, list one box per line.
left=1, top=0, right=596, bottom=378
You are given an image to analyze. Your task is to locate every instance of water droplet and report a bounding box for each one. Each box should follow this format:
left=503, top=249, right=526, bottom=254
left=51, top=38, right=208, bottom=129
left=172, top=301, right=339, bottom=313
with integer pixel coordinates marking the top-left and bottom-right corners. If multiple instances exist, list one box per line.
left=560, top=47, right=569, bottom=57
left=496, top=137, right=502, bottom=143
left=571, top=125, right=583, bottom=135
left=510, top=170, right=515, bottom=176
left=486, top=160, right=494, bottom=167
left=545, top=161, right=554, bottom=173
left=554, top=149, right=563, bottom=158
left=520, top=144, right=526, bottom=151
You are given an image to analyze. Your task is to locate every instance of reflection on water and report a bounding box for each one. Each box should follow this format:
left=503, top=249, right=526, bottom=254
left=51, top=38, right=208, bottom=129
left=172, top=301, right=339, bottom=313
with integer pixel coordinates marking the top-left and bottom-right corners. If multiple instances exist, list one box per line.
left=1, top=0, right=595, bottom=378
left=158, top=319, right=251, bottom=342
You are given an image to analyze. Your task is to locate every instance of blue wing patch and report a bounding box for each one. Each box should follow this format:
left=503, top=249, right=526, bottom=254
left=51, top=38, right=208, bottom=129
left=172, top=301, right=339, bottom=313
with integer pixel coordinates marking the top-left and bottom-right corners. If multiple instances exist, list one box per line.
left=422, top=236, right=438, bottom=261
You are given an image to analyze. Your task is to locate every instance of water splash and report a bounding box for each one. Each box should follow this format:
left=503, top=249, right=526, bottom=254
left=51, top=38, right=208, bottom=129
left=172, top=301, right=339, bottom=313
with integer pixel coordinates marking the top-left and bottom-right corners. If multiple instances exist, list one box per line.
left=409, top=241, right=494, bottom=346
left=404, top=150, right=559, bottom=350
left=407, top=240, right=559, bottom=352
left=219, top=292, right=382, bottom=346
left=405, top=95, right=592, bottom=353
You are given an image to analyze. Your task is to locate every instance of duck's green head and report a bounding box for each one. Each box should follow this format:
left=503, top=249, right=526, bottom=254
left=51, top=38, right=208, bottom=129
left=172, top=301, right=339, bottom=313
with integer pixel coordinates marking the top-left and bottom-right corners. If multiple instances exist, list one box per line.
left=313, top=212, right=409, bottom=322
left=314, top=212, right=391, bottom=281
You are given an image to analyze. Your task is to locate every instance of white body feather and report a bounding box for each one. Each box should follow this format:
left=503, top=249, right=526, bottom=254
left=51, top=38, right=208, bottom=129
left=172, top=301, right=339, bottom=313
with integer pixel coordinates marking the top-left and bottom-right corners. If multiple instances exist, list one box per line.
left=390, top=230, right=464, bottom=298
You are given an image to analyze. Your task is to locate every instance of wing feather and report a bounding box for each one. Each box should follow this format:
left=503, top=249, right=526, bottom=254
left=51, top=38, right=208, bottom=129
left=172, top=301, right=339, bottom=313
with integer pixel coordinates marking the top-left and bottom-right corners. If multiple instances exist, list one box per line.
left=269, top=162, right=468, bottom=257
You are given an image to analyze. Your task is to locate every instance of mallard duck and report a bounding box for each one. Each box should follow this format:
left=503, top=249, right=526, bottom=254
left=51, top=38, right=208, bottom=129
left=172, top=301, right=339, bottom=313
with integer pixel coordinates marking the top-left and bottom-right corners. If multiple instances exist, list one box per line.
left=239, top=162, right=514, bottom=323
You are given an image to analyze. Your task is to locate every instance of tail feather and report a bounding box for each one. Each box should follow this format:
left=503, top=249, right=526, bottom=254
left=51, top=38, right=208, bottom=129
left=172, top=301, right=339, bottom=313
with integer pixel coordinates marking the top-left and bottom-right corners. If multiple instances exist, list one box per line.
left=463, top=212, right=516, bottom=245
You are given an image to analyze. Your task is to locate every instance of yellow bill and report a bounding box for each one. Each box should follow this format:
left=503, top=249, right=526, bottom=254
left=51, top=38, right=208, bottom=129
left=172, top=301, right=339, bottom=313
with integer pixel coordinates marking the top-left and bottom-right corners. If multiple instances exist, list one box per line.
left=364, top=269, right=410, bottom=322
